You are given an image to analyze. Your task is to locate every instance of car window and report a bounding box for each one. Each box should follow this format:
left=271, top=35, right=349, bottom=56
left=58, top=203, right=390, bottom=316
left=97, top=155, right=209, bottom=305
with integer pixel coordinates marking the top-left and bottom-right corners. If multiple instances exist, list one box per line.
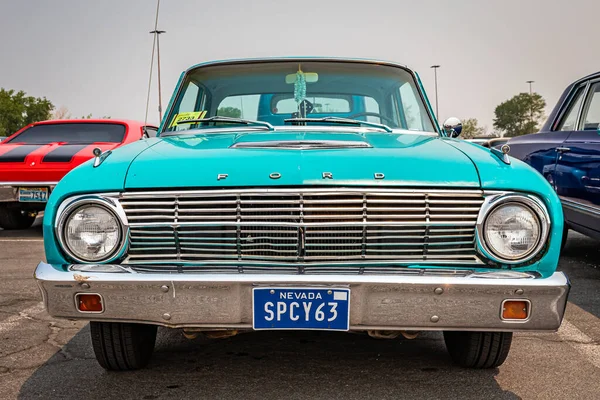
left=5, top=123, right=126, bottom=144
left=399, top=82, right=426, bottom=131
left=144, top=127, right=158, bottom=137
left=217, top=95, right=260, bottom=119
left=272, top=95, right=351, bottom=114
left=557, top=86, right=585, bottom=131
left=172, top=81, right=204, bottom=131
left=164, top=61, right=436, bottom=133
left=581, top=82, right=600, bottom=130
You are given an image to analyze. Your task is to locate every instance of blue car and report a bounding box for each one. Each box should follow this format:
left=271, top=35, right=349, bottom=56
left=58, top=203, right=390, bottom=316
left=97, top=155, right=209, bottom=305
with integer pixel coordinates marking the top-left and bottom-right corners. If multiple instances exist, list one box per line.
left=509, top=72, right=600, bottom=244
left=34, top=58, right=569, bottom=371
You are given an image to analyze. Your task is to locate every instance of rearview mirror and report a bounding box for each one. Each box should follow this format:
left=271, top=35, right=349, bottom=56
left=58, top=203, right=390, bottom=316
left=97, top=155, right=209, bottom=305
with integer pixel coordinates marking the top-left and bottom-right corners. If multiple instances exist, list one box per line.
left=443, top=117, right=462, bottom=138
left=286, top=72, right=319, bottom=84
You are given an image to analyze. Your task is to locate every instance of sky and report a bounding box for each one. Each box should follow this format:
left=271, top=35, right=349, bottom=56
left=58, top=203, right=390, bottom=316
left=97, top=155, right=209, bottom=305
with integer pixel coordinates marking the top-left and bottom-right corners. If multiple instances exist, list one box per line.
left=1, top=0, right=599, bottom=132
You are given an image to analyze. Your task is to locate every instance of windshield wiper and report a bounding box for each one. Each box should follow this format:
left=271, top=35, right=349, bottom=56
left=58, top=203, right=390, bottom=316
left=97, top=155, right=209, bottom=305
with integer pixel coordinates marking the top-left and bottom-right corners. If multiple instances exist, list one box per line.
left=163, top=116, right=274, bottom=135
left=284, top=117, right=393, bottom=133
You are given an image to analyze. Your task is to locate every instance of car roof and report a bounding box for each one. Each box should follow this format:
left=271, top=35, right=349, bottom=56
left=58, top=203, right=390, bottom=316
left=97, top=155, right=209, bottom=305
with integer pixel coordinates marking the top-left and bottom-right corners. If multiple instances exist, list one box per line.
left=185, top=57, right=412, bottom=73
left=32, top=119, right=156, bottom=127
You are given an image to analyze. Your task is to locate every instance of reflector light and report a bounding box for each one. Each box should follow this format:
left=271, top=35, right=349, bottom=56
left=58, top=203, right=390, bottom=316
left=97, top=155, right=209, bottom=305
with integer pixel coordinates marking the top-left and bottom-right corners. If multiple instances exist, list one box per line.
left=502, top=300, right=529, bottom=320
left=76, top=294, right=103, bottom=313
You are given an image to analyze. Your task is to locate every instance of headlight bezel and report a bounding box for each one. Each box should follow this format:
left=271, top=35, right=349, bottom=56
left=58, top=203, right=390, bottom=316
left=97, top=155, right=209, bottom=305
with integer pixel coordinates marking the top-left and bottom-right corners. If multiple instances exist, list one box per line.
left=476, top=193, right=550, bottom=265
left=56, top=195, right=127, bottom=264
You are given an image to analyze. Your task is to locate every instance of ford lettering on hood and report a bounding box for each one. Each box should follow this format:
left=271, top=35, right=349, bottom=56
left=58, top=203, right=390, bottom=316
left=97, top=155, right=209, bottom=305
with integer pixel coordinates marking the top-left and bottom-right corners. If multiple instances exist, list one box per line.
left=123, top=131, right=480, bottom=188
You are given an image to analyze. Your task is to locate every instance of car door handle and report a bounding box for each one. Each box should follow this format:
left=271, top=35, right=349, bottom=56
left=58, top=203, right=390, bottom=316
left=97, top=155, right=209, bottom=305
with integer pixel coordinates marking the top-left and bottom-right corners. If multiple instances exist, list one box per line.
left=556, top=147, right=571, bottom=153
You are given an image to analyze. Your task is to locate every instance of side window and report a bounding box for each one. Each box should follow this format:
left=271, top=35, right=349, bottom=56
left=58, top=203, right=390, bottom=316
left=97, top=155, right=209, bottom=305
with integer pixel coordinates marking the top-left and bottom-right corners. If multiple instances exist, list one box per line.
left=179, top=81, right=200, bottom=111
left=399, top=82, right=425, bottom=131
left=557, top=86, right=584, bottom=131
left=144, top=127, right=158, bottom=138
left=581, top=82, right=600, bottom=130
left=172, top=81, right=203, bottom=131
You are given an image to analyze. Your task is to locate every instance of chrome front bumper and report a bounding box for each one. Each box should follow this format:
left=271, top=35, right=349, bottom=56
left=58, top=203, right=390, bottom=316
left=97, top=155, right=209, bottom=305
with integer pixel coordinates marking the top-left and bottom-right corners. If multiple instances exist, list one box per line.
left=0, top=183, right=56, bottom=202
left=34, top=262, right=570, bottom=332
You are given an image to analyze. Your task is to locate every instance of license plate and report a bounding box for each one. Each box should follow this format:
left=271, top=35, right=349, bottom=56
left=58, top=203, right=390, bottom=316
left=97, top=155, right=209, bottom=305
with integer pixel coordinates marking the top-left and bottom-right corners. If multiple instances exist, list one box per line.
left=18, top=187, right=49, bottom=202
left=253, top=287, right=350, bottom=331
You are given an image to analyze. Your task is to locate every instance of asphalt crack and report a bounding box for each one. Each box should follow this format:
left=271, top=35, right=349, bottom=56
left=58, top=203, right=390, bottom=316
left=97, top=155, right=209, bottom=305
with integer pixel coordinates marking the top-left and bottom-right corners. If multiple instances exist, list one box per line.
left=46, top=321, right=74, bottom=361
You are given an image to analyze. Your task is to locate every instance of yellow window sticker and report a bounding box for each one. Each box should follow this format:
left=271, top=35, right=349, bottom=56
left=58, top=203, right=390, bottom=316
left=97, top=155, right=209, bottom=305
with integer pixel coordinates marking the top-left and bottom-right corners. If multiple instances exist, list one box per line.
left=169, top=111, right=207, bottom=128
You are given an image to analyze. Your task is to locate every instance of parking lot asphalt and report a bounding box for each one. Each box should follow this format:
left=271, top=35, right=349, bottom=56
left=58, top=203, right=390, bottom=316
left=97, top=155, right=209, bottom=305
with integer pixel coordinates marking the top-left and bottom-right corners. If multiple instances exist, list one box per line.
left=0, top=220, right=599, bottom=399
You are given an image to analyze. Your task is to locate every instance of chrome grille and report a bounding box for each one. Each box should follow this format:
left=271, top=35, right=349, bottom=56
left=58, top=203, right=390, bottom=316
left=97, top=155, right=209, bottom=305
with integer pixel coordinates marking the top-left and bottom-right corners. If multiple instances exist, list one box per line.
left=119, top=188, right=484, bottom=271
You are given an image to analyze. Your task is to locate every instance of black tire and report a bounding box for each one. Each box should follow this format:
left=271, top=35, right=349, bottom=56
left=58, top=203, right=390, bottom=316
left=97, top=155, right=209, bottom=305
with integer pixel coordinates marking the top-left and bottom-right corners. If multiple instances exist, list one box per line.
left=561, top=225, right=569, bottom=251
left=0, top=207, right=36, bottom=230
left=90, top=322, right=157, bottom=371
left=444, top=331, right=512, bottom=369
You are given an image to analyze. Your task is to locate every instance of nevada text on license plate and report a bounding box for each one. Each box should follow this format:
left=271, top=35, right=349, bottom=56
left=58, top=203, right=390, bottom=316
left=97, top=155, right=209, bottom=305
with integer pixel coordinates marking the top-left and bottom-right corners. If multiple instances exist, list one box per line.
left=252, top=287, right=350, bottom=331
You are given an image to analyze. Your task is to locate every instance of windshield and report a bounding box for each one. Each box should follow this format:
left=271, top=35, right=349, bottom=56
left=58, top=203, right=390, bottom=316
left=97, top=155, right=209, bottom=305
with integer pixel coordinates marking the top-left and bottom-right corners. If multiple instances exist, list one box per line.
left=6, top=123, right=126, bottom=144
left=164, top=61, right=436, bottom=134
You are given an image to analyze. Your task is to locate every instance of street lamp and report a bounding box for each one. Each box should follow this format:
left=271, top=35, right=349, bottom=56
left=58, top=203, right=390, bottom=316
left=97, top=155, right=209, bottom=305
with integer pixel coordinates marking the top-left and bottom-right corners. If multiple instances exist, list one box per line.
left=526, top=80, right=535, bottom=133
left=430, top=65, right=440, bottom=120
left=150, top=29, right=166, bottom=121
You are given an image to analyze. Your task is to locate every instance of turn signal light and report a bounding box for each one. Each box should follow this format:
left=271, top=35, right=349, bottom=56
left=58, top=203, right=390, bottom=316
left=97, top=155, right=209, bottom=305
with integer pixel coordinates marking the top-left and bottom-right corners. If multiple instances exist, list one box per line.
left=502, top=300, right=529, bottom=320
left=77, top=294, right=103, bottom=313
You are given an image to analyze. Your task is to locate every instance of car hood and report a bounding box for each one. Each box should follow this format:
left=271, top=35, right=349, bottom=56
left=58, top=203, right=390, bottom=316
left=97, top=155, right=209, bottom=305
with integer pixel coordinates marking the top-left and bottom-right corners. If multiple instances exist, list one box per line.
left=0, top=142, right=121, bottom=182
left=122, top=131, right=481, bottom=189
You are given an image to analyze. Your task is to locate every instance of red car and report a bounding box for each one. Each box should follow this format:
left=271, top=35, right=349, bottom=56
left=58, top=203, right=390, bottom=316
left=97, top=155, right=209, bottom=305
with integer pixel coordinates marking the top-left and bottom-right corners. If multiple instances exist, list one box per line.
left=0, top=119, right=157, bottom=230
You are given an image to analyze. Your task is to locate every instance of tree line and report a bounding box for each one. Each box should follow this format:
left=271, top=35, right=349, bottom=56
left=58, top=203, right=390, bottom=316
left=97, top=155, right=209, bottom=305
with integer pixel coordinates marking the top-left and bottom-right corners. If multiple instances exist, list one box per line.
left=460, top=92, right=546, bottom=139
left=1, top=87, right=545, bottom=138
left=0, top=88, right=109, bottom=137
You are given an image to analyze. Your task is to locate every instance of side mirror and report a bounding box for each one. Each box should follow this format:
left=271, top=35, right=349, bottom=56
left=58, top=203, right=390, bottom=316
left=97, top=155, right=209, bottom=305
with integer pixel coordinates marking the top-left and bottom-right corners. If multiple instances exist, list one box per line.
left=443, top=117, right=462, bottom=137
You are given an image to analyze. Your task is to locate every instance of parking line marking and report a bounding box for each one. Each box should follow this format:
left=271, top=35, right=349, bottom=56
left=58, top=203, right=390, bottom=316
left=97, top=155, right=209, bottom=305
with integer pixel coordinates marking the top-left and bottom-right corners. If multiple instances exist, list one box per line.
left=0, top=239, right=43, bottom=242
left=0, top=303, right=45, bottom=334
left=558, top=319, right=600, bottom=369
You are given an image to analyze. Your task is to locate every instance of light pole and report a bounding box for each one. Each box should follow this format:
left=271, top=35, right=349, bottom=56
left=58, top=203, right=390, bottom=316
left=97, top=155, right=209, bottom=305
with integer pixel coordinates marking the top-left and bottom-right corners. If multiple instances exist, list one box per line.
left=526, top=80, right=535, bottom=133
left=150, top=29, right=166, bottom=121
left=430, top=65, right=440, bottom=121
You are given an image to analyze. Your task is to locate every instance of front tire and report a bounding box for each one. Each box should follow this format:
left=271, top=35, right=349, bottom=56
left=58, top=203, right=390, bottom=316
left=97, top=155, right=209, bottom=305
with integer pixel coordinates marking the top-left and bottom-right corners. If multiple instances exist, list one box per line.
left=90, top=322, right=157, bottom=371
left=0, top=207, right=36, bottom=230
left=561, top=225, right=569, bottom=251
left=444, top=331, right=512, bottom=369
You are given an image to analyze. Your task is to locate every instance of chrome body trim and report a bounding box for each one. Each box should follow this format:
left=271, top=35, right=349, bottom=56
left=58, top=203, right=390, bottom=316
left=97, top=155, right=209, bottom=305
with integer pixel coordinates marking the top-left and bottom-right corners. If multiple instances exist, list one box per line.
left=114, top=187, right=486, bottom=267
left=229, top=140, right=373, bottom=149
left=561, top=197, right=600, bottom=217
left=0, top=183, right=58, bottom=202
left=34, top=262, right=570, bottom=332
left=475, top=193, right=550, bottom=264
left=490, top=145, right=511, bottom=165
left=92, top=149, right=112, bottom=168
left=55, top=195, right=128, bottom=264
left=0, top=182, right=60, bottom=185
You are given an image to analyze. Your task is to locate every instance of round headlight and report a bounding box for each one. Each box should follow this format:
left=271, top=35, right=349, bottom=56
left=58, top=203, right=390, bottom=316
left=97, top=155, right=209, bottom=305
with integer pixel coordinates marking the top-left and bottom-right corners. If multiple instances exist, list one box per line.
left=63, top=204, right=122, bottom=262
left=483, top=202, right=541, bottom=261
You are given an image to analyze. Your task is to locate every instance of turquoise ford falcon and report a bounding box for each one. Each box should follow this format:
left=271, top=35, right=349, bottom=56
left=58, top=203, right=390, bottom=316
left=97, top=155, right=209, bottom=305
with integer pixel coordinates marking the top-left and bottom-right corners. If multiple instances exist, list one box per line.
left=34, top=58, right=570, bottom=370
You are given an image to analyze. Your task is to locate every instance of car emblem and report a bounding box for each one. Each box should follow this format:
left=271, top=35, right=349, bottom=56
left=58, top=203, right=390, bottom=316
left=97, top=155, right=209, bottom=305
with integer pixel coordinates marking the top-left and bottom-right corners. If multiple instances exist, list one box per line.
left=374, top=173, right=385, bottom=180
left=270, top=172, right=281, bottom=180
left=217, top=174, right=228, bottom=180
left=322, top=172, right=333, bottom=179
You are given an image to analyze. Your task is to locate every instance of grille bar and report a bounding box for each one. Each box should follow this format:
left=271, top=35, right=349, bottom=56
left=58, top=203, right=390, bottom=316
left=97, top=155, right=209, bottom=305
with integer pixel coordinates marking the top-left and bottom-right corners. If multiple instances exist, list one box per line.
left=120, top=188, right=484, bottom=270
